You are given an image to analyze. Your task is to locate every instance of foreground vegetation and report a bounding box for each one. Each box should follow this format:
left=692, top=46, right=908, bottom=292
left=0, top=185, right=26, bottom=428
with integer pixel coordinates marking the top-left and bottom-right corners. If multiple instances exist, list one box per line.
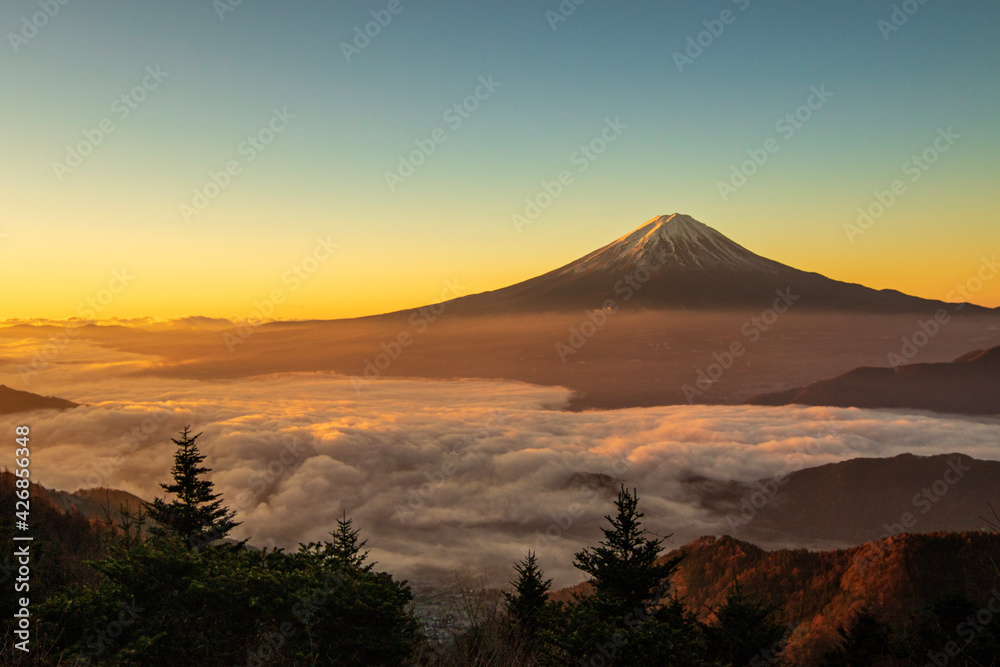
left=2, top=428, right=999, bottom=665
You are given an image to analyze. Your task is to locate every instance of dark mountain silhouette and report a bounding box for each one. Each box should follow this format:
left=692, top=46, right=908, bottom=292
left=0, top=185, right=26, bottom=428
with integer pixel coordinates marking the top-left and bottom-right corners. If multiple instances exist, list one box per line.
left=0, top=472, right=110, bottom=602
left=697, top=453, right=1000, bottom=546
left=44, top=486, right=148, bottom=525
left=746, top=345, right=1000, bottom=415
left=440, top=214, right=988, bottom=313
left=0, top=384, right=78, bottom=414
left=0, top=469, right=145, bottom=527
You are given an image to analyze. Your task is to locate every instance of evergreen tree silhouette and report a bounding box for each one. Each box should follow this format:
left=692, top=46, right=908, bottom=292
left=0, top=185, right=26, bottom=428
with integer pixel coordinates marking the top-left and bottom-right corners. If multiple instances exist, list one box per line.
left=145, top=426, right=239, bottom=549
left=330, top=510, right=373, bottom=571
left=505, top=550, right=552, bottom=641
left=573, top=485, right=681, bottom=616
left=704, top=582, right=788, bottom=665
left=300, top=510, right=374, bottom=571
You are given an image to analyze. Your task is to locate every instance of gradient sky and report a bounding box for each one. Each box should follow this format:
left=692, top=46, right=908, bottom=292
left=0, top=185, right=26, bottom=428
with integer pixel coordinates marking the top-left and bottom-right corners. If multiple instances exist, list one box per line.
left=2, top=0, right=999, bottom=319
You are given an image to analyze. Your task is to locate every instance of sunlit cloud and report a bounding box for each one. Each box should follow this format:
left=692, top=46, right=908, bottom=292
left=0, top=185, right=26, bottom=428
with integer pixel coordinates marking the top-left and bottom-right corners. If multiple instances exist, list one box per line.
left=3, top=341, right=997, bottom=587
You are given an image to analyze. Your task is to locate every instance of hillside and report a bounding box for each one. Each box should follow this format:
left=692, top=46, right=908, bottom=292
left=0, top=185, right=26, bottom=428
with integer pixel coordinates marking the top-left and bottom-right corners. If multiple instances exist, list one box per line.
left=0, top=384, right=78, bottom=414
left=0, top=472, right=110, bottom=617
left=669, top=532, right=1000, bottom=664
left=43, top=485, right=148, bottom=526
left=552, top=531, right=1000, bottom=665
left=697, top=452, right=1000, bottom=547
left=747, top=346, right=1000, bottom=415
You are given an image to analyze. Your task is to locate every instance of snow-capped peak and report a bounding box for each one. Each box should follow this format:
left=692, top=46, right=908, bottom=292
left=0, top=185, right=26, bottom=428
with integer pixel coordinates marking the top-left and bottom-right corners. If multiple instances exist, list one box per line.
left=564, top=213, right=782, bottom=275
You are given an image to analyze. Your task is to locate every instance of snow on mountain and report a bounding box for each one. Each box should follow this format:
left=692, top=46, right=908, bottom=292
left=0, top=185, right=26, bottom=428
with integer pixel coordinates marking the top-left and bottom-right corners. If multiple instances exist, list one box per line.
left=562, top=214, right=783, bottom=275
left=436, top=213, right=988, bottom=313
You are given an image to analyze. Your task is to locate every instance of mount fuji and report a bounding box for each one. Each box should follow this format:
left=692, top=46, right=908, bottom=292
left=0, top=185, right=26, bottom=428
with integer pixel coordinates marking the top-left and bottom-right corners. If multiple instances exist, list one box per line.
left=444, top=214, right=979, bottom=313
left=121, top=213, right=997, bottom=409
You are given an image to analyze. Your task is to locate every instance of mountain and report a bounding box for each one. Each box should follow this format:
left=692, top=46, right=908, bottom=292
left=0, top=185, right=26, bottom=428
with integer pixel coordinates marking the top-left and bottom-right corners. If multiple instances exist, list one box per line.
left=0, top=384, right=78, bottom=414
left=696, top=453, right=1000, bottom=547
left=747, top=345, right=1000, bottom=415
left=37, top=214, right=998, bottom=410
left=550, top=531, right=1000, bottom=665
left=443, top=214, right=983, bottom=312
left=44, top=486, right=148, bottom=525
left=668, top=532, right=1000, bottom=665
left=0, top=471, right=110, bottom=601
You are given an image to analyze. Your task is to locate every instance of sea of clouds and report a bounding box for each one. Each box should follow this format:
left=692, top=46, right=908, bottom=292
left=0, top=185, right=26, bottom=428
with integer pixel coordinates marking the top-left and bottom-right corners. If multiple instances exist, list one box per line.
left=2, top=338, right=999, bottom=587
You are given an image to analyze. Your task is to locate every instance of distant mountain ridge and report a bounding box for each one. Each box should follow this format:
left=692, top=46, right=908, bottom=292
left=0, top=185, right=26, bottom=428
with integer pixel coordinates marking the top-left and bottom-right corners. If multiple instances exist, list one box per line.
left=44, top=486, right=147, bottom=525
left=0, top=384, right=78, bottom=414
left=441, top=214, right=988, bottom=313
left=696, top=452, right=1000, bottom=546
left=747, top=345, right=1000, bottom=415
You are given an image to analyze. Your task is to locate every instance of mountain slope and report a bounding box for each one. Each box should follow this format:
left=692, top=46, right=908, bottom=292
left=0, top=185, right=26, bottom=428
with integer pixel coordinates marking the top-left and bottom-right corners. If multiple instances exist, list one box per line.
left=668, top=532, right=1000, bottom=665
left=442, top=214, right=984, bottom=313
left=0, top=384, right=78, bottom=414
left=746, top=345, right=1000, bottom=414
left=551, top=531, right=1000, bottom=665
left=44, top=486, right=148, bottom=525
left=697, top=453, right=1000, bottom=546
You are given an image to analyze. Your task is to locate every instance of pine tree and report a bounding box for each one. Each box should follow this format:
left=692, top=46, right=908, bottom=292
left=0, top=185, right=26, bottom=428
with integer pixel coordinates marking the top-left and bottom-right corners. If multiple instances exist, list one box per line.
left=330, top=510, right=373, bottom=571
left=704, top=582, right=788, bottom=666
left=573, top=485, right=681, bottom=617
left=145, top=426, right=239, bottom=550
left=504, top=551, right=552, bottom=641
left=299, top=510, right=374, bottom=571
left=819, top=608, right=899, bottom=666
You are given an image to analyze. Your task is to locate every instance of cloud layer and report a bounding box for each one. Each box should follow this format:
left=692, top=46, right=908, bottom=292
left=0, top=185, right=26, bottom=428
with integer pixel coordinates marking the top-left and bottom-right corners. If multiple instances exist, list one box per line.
left=2, top=339, right=999, bottom=587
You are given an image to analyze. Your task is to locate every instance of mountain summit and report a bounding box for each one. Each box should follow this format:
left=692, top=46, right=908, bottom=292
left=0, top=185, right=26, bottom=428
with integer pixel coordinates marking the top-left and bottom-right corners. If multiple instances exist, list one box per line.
left=563, top=214, right=782, bottom=275
left=445, top=213, right=985, bottom=313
